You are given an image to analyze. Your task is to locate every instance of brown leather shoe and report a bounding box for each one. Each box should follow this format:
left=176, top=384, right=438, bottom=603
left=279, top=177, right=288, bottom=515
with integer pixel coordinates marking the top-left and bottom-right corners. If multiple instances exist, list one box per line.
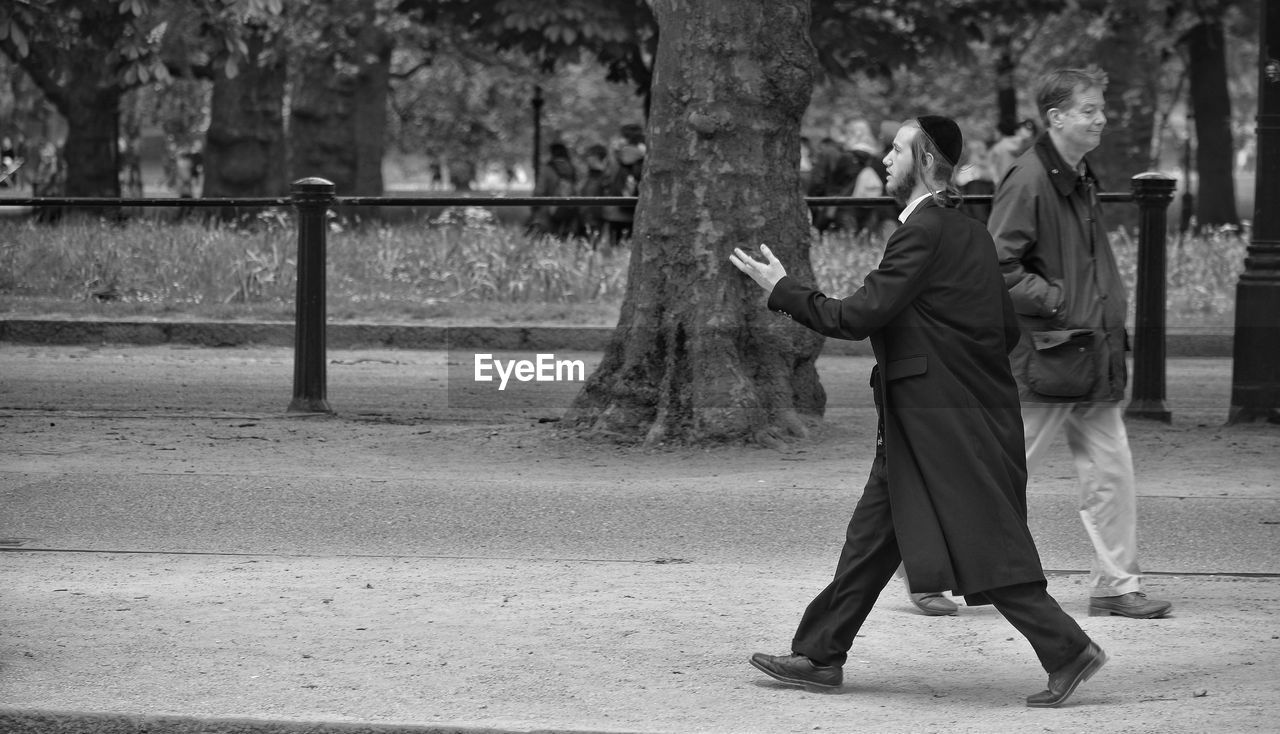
left=749, top=652, right=842, bottom=689
left=909, top=592, right=958, bottom=616
left=1088, top=592, right=1172, bottom=619
left=1026, top=641, right=1108, bottom=708
left=900, top=576, right=958, bottom=616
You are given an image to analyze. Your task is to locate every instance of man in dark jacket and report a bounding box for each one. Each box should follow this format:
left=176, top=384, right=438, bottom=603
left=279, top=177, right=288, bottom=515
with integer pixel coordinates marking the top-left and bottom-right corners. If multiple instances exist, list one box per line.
left=988, top=68, right=1172, bottom=620
left=600, top=123, right=646, bottom=248
left=730, top=116, right=1106, bottom=707
left=527, top=142, right=580, bottom=238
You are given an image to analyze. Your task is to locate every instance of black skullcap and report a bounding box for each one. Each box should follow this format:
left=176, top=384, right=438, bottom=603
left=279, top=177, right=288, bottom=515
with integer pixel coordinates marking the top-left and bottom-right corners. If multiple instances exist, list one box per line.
left=620, top=123, right=645, bottom=145
left=917, top=115, right=963, bottom=167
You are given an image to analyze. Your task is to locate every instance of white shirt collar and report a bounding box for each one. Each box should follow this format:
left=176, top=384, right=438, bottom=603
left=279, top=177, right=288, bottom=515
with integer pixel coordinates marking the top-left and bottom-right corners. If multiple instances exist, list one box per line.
left=898, top=192, right=932, bottom=223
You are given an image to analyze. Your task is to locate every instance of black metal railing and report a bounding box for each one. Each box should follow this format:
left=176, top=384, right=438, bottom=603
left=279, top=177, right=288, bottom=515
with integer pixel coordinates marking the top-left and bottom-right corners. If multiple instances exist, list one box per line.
left=4, top=173, right=1177, bottom=420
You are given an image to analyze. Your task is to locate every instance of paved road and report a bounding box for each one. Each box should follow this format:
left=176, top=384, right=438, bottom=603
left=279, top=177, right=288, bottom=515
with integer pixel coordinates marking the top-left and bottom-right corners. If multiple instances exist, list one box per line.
left=2, top=346, right=1275, bottom=574
left=1, top=344, right=1277, bottom=733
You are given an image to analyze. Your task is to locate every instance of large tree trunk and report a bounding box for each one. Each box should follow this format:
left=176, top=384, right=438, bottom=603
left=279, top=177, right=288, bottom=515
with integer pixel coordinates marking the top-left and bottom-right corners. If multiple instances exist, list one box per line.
left=203, top=26, right=288, bottom=204
left=17, top=3, right=126, bottom=199
left=1186, top=17, right=1239, bottom=228
left=563, top=0, right=824, bottom=446
left=289, top=0, right=391, bottom=207
left=59, top=11, right=121, bottom=200
left=61, top=84, right=120, bottom=198
left=351, top=22, right=391, bottom=198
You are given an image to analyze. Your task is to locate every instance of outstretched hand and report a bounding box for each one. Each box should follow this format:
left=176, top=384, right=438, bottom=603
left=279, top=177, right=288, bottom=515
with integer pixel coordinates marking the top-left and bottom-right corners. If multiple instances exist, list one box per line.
left=729, top=244, right=788, bottom=293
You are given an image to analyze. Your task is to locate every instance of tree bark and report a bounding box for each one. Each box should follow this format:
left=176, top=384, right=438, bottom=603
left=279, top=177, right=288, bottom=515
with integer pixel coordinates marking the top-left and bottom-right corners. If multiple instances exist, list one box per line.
left=1186, top=17, right=1239, bottom=227
left=0, top=3, right=125, bottom=199
left=289, top=0, right=391, bottom=210
left=563, top=0, right=824, bottom=446
left=204, top=26, right=288, bottom=206
left=61, top=84, right=120, bottom=199
left=55, top=6, right=124, bottom=199
left=1090, top=6, right=1161, bottom=231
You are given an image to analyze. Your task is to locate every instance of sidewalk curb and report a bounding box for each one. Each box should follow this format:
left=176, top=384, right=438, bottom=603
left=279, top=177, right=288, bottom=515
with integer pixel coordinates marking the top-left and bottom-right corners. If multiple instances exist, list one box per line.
left=0, top=709, right=644, bottom=734
left=0, top=319, right=1234, bottom=357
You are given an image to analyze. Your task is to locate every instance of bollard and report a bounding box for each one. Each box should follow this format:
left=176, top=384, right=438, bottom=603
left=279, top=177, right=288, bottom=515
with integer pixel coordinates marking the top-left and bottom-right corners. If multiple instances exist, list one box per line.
left=1126, top=172, right=1176, bottom=422
left=288, top=177, right=335, bottom=414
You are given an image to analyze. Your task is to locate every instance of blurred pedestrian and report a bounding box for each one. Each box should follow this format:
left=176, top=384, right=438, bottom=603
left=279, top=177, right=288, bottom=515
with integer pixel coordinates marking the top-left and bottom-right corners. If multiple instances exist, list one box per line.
left=119, top=135, right=143, bottom=198
left=166, top=143, right=202, bottom=219
left=0, top=135, right=20, bottom=188
left=989, top=118, right=1036, bottom=183
left=958, top=137, right=996, bottom=224
left=527, top=141, right=580, bottom=239
left=578, top=143, right=611, bottom=247
left=848, top=139, right=891, bottom=235
left=730, top=115, right=1107, bottom=707
left=806, top=137, right=860, bottom=233
left=988, top=67, right=1172, bottom=620
left=448, top=158, right=476, bottom=191
left=601, top=124, right=646, bottom=249
left=168, top=145, right=201, bottom=199
left=798, top=136, right=813, bottom=194
left=32, top=141, right=65, bottom=223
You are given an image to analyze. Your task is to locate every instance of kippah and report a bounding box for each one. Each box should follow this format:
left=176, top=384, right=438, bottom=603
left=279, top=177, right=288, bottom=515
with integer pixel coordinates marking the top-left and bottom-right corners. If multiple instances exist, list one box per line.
left=917, top=115, right=963, bottom=167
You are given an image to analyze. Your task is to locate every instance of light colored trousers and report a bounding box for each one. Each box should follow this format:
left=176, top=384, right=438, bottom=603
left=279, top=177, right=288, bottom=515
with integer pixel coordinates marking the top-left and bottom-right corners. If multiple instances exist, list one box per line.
left=1023, top=401, right=1142, bottom=597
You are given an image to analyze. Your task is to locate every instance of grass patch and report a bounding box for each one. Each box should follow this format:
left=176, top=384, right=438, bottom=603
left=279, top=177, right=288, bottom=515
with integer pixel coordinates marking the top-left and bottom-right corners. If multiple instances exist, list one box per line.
left=0, top=210, right=1243, bottom=328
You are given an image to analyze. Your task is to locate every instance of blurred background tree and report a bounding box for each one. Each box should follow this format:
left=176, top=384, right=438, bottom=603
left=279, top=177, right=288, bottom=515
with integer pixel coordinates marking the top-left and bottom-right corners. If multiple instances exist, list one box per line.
left=0, top=0, right=1260, bottom=219
left=0, top=0, right=1264, bottom=444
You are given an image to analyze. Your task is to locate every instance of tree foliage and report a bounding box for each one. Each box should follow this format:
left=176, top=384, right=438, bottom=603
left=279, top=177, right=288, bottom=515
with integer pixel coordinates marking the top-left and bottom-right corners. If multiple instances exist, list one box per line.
left=397, top=0, right=657, bottom=94
left=387, top=42, right=644, bottom=173
left=2, top=0, right=1259, bottom=223
left=808, top=0, right=1060, bottom=79
left=398, top=0, right=1057, bottom=111
left=0, top=0, right=282, bottom=196
left=287, top=0, right=403, bottom=197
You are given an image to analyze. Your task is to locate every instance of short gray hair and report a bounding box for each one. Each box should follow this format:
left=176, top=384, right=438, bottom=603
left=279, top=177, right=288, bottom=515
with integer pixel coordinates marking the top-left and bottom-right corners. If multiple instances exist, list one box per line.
left=1036, top=68, right=1108, bottom=125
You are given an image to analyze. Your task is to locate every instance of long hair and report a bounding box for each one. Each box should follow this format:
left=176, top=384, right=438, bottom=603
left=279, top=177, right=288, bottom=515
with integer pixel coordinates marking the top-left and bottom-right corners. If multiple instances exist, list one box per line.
left=903, top=118, right=962, bottom=208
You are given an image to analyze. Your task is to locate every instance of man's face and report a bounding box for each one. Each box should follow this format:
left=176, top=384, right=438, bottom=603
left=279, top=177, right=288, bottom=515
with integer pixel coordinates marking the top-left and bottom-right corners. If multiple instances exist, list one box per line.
left=883, top=125, right=919, bottom=201
left=1054, top=85, right=1106, bottom=156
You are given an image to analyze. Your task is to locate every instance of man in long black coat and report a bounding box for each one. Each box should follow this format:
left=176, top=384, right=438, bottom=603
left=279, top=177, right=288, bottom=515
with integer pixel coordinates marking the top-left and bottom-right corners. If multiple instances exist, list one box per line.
left=730, top=116, right=1107, bottom=708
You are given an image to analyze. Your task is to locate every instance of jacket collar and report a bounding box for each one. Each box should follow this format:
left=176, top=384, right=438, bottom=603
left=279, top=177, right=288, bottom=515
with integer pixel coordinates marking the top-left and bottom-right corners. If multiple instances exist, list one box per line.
left=898, top=193, right=936, bottom=222
left=1034, top=133, right=1100, bottom=197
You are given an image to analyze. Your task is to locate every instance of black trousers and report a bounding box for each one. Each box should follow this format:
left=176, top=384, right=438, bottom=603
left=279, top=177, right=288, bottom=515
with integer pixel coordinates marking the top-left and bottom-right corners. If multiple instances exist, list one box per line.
left=790, top=452, right=1091, bottom=673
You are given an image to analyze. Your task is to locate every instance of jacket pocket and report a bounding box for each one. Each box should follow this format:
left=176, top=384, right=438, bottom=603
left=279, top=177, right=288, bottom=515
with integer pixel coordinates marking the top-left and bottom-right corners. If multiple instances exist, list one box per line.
left=1027, top=329, right=1097, bottom=398
left=885, top=355, right=927, bottom=382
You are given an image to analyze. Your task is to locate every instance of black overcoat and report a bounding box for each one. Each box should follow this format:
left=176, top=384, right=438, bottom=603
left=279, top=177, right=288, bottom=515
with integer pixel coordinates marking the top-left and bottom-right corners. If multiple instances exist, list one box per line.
left=768, top=199, right=1047, bottom=601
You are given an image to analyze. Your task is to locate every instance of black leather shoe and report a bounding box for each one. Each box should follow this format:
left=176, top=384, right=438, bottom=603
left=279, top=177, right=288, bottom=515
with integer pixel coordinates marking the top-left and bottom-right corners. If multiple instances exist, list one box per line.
left=749, top=652, right=842, bottom=689
left=1026, top=641, right=1108, bottom=708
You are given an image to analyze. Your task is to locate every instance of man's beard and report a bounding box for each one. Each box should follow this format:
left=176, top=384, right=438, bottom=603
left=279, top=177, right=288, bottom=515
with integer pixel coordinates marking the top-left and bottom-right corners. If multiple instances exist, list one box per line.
left=887, top=163, right=917, bottom=205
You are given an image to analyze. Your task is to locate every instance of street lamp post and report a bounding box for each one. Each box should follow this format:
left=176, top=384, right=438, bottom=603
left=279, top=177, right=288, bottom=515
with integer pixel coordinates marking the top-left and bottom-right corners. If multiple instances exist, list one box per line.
left=1228, top=3, right=1280, bottom=424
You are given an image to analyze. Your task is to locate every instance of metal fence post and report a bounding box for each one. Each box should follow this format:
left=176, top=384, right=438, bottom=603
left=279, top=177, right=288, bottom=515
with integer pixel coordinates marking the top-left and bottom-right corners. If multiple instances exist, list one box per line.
left=288, top=177, right=335, bottom=414
left=1126, top=172, right=1176, bottom=422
